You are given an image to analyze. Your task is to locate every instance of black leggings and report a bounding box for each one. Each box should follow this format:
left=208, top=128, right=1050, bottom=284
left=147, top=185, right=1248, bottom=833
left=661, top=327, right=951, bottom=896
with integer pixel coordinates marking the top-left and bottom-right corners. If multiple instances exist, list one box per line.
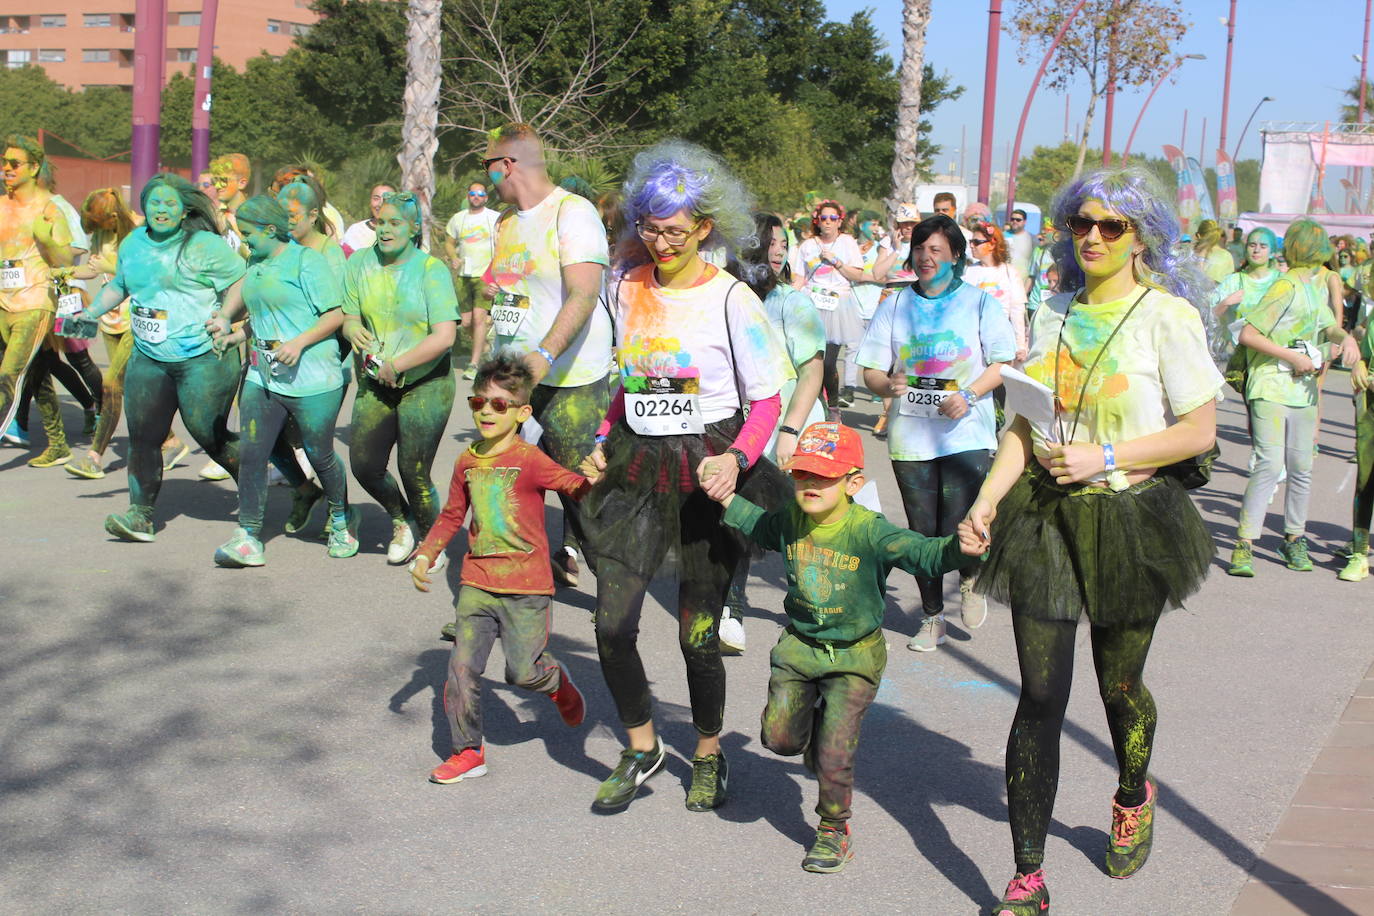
left=1006, top=613, right=1158, bottom=872
left=1355, top=391, right=1374, bottom=533
left=16, top=347, right=100, bottom=429
left=892, top=450, right=990, bottom=613
left=823, top=342, right=842, bottom=407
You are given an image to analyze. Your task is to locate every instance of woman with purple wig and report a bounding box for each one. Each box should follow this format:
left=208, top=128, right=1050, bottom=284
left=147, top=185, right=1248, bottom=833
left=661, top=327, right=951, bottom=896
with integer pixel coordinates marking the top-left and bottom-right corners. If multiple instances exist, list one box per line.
left=579, top=140, right=793, bottom=813
left=959, top=167, right=1222, bottom=914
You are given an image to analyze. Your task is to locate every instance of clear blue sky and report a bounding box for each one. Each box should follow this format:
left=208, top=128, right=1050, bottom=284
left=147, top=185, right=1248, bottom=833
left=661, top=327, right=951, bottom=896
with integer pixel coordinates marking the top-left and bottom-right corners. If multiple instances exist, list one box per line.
left=825, top=0, right=1366, bottom=180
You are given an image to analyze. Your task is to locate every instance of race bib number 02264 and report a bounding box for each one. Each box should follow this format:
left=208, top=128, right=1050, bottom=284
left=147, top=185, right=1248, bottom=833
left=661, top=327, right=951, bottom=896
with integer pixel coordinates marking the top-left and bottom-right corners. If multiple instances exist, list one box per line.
left=625, top=376, right=706, bottom=436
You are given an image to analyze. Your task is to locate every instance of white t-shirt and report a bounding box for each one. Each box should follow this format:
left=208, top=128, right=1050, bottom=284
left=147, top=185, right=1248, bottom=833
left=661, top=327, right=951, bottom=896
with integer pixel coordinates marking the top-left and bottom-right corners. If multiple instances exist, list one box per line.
left=798, top=235, right=862, bottom=297
left=52, top=195, right=89, bottom=254
left=341, top=220, right=376, bottom=256
left=445, top=207, right=501, bottom=277
left=610, top=264, right=794, bottom=424
left=1007, top=228, right=1033, bottom=278
left=323, top=202, right=346, bottom=241
left=963, top=262, right=1028, bottom=356
left=487, top=187, right=612, bottom=388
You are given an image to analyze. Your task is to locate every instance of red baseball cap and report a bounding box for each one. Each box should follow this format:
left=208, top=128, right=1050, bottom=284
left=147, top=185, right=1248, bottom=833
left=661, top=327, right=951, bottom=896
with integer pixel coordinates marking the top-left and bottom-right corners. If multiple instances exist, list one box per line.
left=782, top=422, right=864, bottom=478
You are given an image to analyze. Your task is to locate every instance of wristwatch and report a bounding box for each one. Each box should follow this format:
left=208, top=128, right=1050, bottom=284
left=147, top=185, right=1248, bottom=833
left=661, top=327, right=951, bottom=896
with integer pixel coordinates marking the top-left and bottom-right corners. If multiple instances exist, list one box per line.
left=726, top=447, right=749, bottom=471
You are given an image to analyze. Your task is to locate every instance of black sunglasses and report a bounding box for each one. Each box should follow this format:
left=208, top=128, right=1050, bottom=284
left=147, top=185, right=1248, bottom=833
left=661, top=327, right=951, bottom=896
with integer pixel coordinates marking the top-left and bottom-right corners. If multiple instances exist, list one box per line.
left=1066, top=215, right=1134, bottom=242
left=468, top=395, right=523, bottom=413
left=482, top=155, right=518, bottom=171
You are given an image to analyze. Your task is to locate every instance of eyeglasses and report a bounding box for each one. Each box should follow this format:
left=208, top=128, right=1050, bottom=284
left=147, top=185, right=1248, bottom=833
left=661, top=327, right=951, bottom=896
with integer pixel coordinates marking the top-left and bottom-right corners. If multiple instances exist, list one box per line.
left=482, top=155, right=518, bottom=171
left=816, top=214, right=843, bottom=222
left=637, top=220, right=700, bottom=246
left=1065, top=214, right=1134, bottom=242
left=467, top=395, right=523, bottom=413
left=3, top=157, right=30, bottom=170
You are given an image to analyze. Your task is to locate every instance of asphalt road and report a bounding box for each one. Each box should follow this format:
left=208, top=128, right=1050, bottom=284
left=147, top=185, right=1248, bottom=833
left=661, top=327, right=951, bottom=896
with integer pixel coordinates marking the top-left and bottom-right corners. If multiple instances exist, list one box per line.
left=2, top=367, right=1371, bottom=915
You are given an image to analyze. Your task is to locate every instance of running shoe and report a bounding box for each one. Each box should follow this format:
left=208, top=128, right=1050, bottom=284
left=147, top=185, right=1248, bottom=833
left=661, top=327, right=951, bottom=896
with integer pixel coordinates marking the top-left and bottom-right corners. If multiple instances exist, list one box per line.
left=214, top=527, right=266, bottom=568
left=1106, top=779, right=1156, bottom=878
left=1339, top=553, right=1370, bottom=582
left=685, top=751, right=729, bottom=811
left=326, top=506, right=361, bottom=559
left=387, top=519, right=415, bottom=565
left=908, top=612, right=946, bottom=652
left=105, top=507, right=155, bottom=543
left=718, top=607, right=746, bottom=654
left=837, top=387, right=854, bottom=408
left=162, top=439, right=189, bottom=470
left=801, top=823, right=853, bottom=874
left=462, top=364, right=478, bottom=380
left=440, top=621, right=456, bottom=641
left=873, top=414, right=888, bottom=440
left=550, top=667, right=586, bottom=727
left=960, top=576, right=988, bottom=629
left=28, top=446, right=72, bottom=468
left=429, top=746, right=487, bottom=784
left=991, top=869, right=1049, bottom=915
left=1282, top=536, right=1313, bottom=572
left=1227, top=541, right=1255, bottom=578
left=199, top=459, right=231, bottom=481
left=64, top=454, right=105, bottom=479
left=286, top=481, right=324, bottom=534
left=593, top=737, right=665, bottom=810
left=2, top=420, right=29, bottom=447
left=82, top=409, right=98, bottom=437
left=552, top=546, right=579, bottom=587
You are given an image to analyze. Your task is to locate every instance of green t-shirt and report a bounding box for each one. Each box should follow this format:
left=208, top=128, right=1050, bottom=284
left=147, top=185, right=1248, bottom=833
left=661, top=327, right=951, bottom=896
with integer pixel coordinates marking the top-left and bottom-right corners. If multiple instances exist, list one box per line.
left=341, top=246, right=460, bottom=382
left=243, top=244, right=346, bottom=398
left=1238, top=272, right=1332, bottom=408
left=723, top=496, right=966, bottom=644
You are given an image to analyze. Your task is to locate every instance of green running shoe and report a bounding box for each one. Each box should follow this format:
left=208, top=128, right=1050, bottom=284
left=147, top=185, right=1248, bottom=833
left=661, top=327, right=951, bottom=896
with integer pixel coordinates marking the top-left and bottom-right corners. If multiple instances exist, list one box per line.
left=28, top=446, right=71, bottom=468
left=1227, top=541, right=1255, bottom=577
left=593, top=737, right=665, bottom=810
left=326, top=506, right=361, bottom=559
left=801, top=823, right=854, bottom=874
left=1106, top=779, right=1156, bottom=878
left=64, top=454, right=105, bottom=479
left=685, top=751, right=728, bottom=811
left=214, top=527, right=265, bottom=568
left=1282, top=536, right=1313, bottom=572
left=105, top=507, right=155, bottom=543
left=1339, top=553, right=1370, bottom=582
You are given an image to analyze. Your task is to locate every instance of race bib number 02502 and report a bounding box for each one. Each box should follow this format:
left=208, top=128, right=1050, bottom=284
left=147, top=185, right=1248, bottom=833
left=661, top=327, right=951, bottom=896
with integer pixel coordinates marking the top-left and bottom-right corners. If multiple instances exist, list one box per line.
left=625, top=376, right=706, bottom=437
left=490, top=291, right=530, bottom=337
left=899, top=376, right=958, bottom=418
left=131, top=304, right=169, bottom=344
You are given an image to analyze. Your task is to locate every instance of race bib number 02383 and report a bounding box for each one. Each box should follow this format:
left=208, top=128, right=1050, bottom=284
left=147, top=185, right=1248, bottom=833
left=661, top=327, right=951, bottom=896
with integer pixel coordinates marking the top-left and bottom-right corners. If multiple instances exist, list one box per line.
left=899, top=376, right=958, bottom=418
left=625, top=376, right=706, bottom=436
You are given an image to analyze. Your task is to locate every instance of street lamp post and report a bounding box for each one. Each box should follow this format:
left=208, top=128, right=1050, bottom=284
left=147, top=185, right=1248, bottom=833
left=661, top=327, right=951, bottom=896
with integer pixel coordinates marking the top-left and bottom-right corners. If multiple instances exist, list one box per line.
left=1004, top=0, right=1090, bottom=223
left=977, top=0, right=1002, bottom=204
left=1101, top=0, right=1120, bottom=165
left=1231, top=96, right=1274, bottom=163
left=1218, top=0, right=1237, bottom=165
left=1121, top=54, right=1206, bottom=161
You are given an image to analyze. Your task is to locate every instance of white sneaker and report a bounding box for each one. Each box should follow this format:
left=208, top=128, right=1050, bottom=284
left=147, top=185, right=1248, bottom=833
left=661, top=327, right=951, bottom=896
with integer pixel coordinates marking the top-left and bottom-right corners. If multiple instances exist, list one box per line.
left=907, top=613, right=947, bottom=652
left=199, top=459, right=231, bottom=481
left=387, top=520, right=415, bottom=565
left=960, top=577, right=988, bottom=629
left=718, top=608, right=746, bottom=653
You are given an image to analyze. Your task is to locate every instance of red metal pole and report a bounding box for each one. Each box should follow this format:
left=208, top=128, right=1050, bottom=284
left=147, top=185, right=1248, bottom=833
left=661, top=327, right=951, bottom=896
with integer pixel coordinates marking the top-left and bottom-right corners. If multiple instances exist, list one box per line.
left=1218, top=0, right=1236, bottom=168
left=1121, top=59, right=1182, bottom=161
left=130, top=0, right=166, bottom=207
left=977, top=0, right=1002, bottom=204
left=190, top=0, right=219, bottom=178
left=1101, top=0, right=1119, bottom=165
left=1004, top=0, right=1090, bottom=223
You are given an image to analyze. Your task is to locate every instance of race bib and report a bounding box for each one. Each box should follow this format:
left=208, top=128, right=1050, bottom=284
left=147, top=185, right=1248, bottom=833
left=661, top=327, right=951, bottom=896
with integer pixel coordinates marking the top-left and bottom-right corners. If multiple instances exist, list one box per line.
left=626, top=376, right=706, bottom=436
left=56, top=292, right=83, bottom=316
left=0, top=261, right=23, bottom=290
left=131, top=304, right=168, bottom=344
left=809, top=285, right=840, bottom=312
left=899, top=376, right=959, bottom=418
left=490, top=291, right=530, bottom=337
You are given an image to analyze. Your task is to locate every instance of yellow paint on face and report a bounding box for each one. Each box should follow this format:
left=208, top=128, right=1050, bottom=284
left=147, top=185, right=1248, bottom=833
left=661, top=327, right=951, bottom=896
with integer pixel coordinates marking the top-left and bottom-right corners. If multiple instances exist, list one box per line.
left=1073, top=198, right=1139, bottom=282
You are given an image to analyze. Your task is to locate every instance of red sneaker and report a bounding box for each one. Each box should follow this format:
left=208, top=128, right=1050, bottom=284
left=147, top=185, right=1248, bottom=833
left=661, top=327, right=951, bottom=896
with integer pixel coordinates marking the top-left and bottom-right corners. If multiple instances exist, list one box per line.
left=550, top=667, right=585, bottom=727
left=429, top=746, right=487, bottom=784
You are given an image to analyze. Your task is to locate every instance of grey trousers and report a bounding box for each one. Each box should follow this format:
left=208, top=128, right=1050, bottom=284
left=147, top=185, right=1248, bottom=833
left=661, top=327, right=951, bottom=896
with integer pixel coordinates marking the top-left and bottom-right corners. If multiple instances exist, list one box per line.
left=1238, top=399, right=1317, bottom=540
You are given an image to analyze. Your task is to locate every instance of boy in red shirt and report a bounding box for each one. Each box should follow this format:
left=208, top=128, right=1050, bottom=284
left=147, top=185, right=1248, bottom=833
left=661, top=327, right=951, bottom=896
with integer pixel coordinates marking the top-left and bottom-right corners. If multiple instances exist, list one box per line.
left=411, top=354, right=590, bottom=784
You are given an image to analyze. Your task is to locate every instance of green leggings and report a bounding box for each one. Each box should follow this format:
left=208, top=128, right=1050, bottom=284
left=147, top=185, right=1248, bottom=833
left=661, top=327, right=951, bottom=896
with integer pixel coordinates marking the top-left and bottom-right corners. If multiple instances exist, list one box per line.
left=0, top=309, right=63, bottom=449
left=91, top=329, right=134, bottom=455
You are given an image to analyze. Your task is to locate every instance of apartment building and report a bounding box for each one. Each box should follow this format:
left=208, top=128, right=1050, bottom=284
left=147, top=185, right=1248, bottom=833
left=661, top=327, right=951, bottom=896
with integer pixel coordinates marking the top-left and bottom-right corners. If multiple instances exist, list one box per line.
left=0, top=0, right=318, bottom=89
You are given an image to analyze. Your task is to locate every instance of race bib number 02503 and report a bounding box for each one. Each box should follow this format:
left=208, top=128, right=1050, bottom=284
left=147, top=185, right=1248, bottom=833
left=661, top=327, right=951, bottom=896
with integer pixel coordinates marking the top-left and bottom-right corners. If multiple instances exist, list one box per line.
left=490, top=291, right=530, bottom=337
left=625, top=376, right=706, bottom=437
left=899, top=376, right=958, bottom=418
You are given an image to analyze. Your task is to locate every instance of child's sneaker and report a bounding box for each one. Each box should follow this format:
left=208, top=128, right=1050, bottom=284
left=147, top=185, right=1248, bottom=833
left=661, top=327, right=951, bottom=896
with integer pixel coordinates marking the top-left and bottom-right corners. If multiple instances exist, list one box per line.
left=685, top=751, right=728, bottom=812
left=593, top=737, right=665, bottom=809
left=991, top=869, right=1049, bottom=915
left=801, top=822, right=853, bottom=873
left=1106, top=779, right=1156, bottom=878
left=1282, top=536, right=1313, bottom=572
left=429, top=746, right=487, bottom=784
left=550, top=667, right=585, bottom=727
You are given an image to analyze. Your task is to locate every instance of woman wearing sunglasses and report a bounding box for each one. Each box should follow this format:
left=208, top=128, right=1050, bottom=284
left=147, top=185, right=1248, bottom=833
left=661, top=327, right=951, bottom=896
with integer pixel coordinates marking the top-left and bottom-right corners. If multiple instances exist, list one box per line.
left=341, top=191, right=459, bottom=566
left=857, top=214, right=1015, bottom=651
left=963, top=221, right=1029, bottom=363
left=579, top=141, right=793, bottom=812
left=962, top=168, right=1221, bottom=915
left=205, top=195, right=357, bottom=566
left=798, top=200, right=865, bottom=412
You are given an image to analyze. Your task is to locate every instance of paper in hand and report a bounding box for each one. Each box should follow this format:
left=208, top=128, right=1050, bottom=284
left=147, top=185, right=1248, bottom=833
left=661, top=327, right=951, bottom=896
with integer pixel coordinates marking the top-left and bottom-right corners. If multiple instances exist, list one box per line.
left=1000, top=366, right=1057, bottom=443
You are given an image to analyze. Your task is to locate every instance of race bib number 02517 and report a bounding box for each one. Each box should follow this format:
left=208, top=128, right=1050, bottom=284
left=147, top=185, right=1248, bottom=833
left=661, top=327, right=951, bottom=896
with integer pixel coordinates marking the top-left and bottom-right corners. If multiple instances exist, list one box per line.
left=625, top=376, right=706, bottom=436
left=899, top=376, right=958, bottom=418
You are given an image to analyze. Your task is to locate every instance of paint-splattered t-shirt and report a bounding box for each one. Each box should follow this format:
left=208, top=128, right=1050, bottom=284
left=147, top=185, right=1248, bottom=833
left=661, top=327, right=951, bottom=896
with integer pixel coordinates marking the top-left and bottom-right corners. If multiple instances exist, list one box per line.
left=310, top=235, right=346, bottom=277
left=609, top=263, right=794, bottom=424
left=1237, top=271, right=1334, bottom=408
left=242, top=244, right=345, bottom=398
left=417, top=439, right=591, bottom=596
left=0, top=194, right=69, bottom=314
left=724, top=496, right=966, bottom=644
left=856, top=279, right=1016, bottom=462
left=850, top=241, right=885, bottom=320
left=110, top=227, right=247, bottom=362
left=1210, top=269, right=1279, bottom=350
left=486, top=187, right=611, bottom=388
left=341, top=246, right=459, bottom=383
left=445, top=207, right=501, bottom=277
left=963, top=261, right=1028, bottom=355
left=763, top=284, right=826, bottom=455
left=1023, top=286, right=1222, bottom=452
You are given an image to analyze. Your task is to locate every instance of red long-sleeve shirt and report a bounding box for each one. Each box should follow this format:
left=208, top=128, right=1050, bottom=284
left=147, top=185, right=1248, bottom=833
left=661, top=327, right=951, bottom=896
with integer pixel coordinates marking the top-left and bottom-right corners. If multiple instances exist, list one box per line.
left=416, top=439, right=591, bottom=596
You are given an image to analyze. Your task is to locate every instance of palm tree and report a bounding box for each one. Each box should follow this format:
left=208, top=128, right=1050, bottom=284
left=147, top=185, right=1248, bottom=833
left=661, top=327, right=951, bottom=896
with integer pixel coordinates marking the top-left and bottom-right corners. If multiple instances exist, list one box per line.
left=399, top=0, right=441, bottom=249
left=888, top=0, right=933, bottom=224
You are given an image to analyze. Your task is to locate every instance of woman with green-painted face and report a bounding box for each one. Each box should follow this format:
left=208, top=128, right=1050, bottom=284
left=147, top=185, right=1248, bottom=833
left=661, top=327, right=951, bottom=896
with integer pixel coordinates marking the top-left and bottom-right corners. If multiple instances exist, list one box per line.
left=77, top=173, right=246, bottom=542
left=341, top=191, right=459, bottom=565
left=1209, top=227, right=1280, bottom=364
left=204, top=195, right=357, bottom=567
left=278, top=176, right=345, bottom=275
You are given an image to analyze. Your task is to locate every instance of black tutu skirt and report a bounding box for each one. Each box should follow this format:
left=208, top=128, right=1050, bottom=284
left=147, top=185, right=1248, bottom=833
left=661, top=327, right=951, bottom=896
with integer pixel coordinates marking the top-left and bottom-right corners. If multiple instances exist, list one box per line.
left=976, top=461, right=1214, bottom=625
left=583, top=411, right=793, bottom=579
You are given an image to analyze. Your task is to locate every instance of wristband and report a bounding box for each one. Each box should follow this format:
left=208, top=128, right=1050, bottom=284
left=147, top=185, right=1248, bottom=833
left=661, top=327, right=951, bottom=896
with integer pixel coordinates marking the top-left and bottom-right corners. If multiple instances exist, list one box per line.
left=534, top=345, right=556, bottom=366
left=778, top=425, right=801, bottom=436
left=959, top=388, right=979, bottom=407
left=594, top=434, right=608, bottom=444
left=1102, top=442, right=1116, bottom=472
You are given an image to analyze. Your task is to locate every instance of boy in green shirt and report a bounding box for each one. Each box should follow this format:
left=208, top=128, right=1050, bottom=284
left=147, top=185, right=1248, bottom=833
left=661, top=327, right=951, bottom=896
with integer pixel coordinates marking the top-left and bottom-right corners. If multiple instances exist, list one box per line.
left=710, top=421, right=978, bottom=874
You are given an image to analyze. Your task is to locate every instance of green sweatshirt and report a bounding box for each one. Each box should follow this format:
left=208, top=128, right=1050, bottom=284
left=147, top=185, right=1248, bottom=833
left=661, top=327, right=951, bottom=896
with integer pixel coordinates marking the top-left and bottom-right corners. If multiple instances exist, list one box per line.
left=723, top=495, right=968, bottom=644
